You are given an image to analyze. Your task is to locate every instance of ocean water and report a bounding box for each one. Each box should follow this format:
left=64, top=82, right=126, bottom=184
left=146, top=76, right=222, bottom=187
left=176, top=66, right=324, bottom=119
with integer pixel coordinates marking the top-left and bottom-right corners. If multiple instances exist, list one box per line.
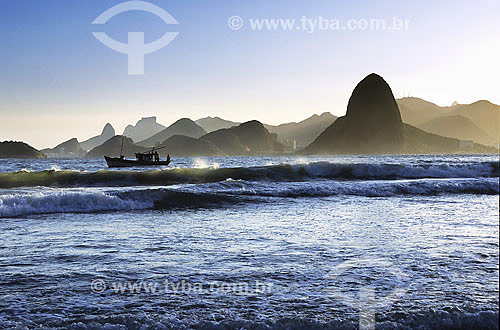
left=0, top=155, right=498, bottom=329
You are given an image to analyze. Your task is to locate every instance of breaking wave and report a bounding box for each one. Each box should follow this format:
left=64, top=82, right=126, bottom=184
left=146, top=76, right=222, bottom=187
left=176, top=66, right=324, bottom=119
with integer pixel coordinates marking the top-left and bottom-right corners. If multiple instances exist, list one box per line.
left=1, top=178, right=497, bottom=217
left=0, top=310, right=497, bottom=330
left=0, top=161, right=498, bottom=188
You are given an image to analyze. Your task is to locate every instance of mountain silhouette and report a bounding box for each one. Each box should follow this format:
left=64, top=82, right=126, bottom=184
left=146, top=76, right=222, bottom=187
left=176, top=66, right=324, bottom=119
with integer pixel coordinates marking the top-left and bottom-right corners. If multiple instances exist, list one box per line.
left=85, top=136, right=149, bottom=158
left=419, top=115, right=496, bottom=147
left=200, top=130, right=248, bottom=155
left=196, top=114, right=338, bottom=148
left=304, top=74, right=497, bottom=154
left=41, top=138, right=84, bottom=158
left=398, top=98, right=499, bottom=146
left=305, top=73, right=404, bottom=154
left=397, top=97, right=443, bottom=126
left=157, top=135, right=226, bottom=157
left=201, top=120, right=284, bottom=155
left=137, top=118, right=206, bottom=147
left=195, top=116, right=239, bottom=133
left=447, top=101, right=499, bottom=145
left=123, top=116, right=166, bottom=143
left=400, top=124, right=493, bottom=154
left=0, top=141, right=46, bottom=158
left=265, top=112, right=337, bottom=148
left=80, top=123, right=115, bottom=151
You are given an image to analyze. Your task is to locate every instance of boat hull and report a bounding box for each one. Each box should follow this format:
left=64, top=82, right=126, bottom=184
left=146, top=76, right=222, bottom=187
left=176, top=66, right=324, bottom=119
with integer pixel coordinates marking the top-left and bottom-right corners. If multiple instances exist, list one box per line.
left=104, top=156, right=171, bottom=168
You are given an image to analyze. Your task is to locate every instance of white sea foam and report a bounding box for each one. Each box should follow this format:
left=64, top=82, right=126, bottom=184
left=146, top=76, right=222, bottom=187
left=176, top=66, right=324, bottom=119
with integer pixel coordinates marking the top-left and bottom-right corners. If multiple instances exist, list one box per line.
left=293, top=161, right=498, bottom=179
left=0, top=189, right=154, bottom=217
left=0, top=178, right=497, bottom=217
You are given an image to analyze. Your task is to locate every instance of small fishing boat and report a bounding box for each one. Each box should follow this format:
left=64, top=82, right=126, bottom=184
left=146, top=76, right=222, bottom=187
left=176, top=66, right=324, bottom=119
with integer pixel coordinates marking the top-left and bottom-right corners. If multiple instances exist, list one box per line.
left=104, top=154, right=171, bottom=168
left=104, top=137, right=171, bottom=168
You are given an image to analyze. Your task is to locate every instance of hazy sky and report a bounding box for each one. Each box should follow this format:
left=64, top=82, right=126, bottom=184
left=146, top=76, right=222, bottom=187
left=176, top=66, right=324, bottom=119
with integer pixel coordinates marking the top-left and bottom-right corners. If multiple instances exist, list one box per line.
left=1, top=0, right=499, bottom=148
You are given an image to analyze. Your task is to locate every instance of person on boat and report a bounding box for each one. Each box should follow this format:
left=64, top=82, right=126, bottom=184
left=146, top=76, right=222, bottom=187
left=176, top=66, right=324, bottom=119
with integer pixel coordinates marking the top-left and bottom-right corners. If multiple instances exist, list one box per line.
left=154, top=151, right=159, bottom=162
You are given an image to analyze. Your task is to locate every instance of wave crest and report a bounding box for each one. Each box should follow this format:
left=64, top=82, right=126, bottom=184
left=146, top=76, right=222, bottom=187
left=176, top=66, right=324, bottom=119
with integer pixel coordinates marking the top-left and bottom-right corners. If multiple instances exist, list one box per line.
left=0, top=161, right=497, bottom=188
left=1, top=178, right=497, bottom=217
left=0, top=310, right=497, bottom=330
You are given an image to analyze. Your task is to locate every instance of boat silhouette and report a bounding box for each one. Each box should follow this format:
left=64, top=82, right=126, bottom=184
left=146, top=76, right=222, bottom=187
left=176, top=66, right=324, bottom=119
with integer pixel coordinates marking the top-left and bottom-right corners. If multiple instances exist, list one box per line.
left=104, top=136, right=171, bottom=168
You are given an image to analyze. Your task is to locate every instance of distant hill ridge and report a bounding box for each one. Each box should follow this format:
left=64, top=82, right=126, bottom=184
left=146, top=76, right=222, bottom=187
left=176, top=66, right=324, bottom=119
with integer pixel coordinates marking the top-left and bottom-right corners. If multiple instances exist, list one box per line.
left=85, top=136, right=150, bottom=158
left=398, top=97, right=499, bottom=146
left=201, top=120, right=284, bottom=155
left=419, top=115, right=496, bottom=147
left=0, top=141, right=46, bottom=159
left=41, top=138, right=85, bottom=158
left=196, top=113, right=338, bottom=149
left=137, top=118, right=206, bottom=147
left=84, top=120, right=283, bottom=157
left=123, top=116, right=166, bottom=143
left=80, top=123, right=115, bottom=151
left=195, top=117, right=239, bottom=133
left=157, top=135, right=226, bottom=157
left=265, top=112, right=337, bottom=148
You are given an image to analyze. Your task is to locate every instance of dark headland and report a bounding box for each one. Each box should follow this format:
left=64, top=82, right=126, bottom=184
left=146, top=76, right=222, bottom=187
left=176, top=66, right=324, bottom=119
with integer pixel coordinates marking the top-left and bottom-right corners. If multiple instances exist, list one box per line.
left=303, top=73, right=497, bottom=154
left=0, top=141, right=46, bottom=159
